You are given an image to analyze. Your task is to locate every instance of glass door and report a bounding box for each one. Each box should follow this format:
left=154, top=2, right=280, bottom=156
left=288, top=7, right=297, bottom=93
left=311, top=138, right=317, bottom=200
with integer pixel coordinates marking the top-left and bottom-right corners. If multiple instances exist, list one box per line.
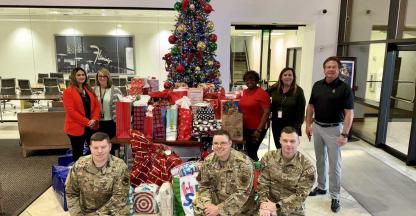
left=385, top=48, right=416, bottom=161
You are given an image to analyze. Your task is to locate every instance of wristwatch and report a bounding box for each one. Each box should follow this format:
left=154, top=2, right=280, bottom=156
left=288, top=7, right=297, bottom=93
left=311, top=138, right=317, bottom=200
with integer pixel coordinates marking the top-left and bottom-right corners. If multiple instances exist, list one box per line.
left=341, top=133, right=348, bottom=138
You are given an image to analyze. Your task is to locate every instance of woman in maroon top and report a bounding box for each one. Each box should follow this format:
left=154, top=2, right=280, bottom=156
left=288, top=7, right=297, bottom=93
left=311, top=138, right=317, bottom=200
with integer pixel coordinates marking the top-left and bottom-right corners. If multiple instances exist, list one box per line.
left=239, top=70, right=271, bottom=161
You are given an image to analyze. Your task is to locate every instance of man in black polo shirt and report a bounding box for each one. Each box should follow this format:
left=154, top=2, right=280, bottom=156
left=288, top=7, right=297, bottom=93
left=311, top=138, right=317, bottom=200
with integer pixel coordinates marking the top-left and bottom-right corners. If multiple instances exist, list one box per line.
left=305, top=56, right=354, bottom=213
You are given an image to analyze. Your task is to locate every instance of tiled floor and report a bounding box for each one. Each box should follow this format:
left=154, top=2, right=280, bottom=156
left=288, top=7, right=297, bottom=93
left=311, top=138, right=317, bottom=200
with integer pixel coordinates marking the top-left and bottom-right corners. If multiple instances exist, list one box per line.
left=1, top=109, right=415, bottom=215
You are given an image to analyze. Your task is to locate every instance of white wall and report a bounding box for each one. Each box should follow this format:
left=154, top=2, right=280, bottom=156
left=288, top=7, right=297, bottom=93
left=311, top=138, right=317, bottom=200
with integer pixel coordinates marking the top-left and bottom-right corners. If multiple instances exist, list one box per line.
left=0, top=0, right=342, bottom=93
left=0, top=19, right=173, bottom=86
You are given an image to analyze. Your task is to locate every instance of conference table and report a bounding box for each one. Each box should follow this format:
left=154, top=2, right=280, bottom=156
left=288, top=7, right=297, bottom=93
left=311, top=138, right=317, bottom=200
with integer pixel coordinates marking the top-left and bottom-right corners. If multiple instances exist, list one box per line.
left=0, top=94, right=61, bottom=122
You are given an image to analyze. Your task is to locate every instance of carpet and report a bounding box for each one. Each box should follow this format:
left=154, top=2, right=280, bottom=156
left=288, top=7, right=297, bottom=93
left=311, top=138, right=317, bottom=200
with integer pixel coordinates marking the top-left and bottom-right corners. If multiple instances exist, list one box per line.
left=342, top=149, right=416, bottom=216
left=0, top=139, right=64, bottom=216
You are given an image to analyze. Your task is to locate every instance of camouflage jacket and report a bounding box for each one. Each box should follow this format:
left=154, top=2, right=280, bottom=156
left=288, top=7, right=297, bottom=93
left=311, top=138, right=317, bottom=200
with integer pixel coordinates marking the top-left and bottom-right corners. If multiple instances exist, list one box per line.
left=258, top=150, right=316, bottom=216
left=65, top=155, right=130, bottom=216
left=195, top=149, right=257, bottom=216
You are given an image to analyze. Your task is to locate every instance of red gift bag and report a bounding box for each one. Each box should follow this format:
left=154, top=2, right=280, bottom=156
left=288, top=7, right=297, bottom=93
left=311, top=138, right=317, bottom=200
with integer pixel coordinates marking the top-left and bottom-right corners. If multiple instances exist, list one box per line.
left=116, top=102, right=131, bottom=139
left=144, top=115, right=153, bottom=140
left=133, top=106, right=147, bottom=132
left=153, top=106, right=167, bottom=140
left=177, top=107, right=192, bottom=141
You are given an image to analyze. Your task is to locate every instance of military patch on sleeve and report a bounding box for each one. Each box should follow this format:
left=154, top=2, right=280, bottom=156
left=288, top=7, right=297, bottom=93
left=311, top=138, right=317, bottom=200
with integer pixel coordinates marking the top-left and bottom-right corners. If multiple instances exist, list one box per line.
left=122, top=176, right=129, bottom=186
left=305, top=166, right=315, bottom=175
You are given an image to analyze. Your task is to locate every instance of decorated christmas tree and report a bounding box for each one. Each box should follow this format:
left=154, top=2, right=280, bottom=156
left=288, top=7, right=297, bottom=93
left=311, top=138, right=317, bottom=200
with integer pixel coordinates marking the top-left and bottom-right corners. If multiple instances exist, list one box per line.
left=163, top=0, right=221, bottom=90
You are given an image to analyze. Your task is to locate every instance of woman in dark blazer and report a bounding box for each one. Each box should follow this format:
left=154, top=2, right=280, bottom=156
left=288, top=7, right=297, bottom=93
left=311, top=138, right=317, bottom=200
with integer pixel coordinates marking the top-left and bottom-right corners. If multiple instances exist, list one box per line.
left=63, top=67, right=100, bottom=162
left=268, top=67, right=306, bottom=149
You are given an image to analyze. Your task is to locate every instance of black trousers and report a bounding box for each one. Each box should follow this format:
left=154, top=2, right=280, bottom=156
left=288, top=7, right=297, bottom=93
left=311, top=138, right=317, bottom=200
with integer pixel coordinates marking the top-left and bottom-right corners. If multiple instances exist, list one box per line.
left=271, top=120, right=302, bottom=149
left=67, top=127, right=93, bottom=162
left=98, top=120, right=119, bottom=155
left=243, top=128, right=267, bottom=161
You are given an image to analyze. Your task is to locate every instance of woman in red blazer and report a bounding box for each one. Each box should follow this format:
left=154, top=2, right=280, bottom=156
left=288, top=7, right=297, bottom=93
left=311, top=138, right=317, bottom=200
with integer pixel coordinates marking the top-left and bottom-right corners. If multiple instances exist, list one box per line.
left=63, top=67, right=100, bottom=162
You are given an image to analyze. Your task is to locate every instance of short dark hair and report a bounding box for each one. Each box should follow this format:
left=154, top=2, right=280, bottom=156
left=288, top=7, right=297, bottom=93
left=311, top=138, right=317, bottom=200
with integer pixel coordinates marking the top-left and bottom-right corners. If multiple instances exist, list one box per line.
left=90, top=132, right=111, bottom=145
left=323, top=56, right=342, bottom=69
left=213, top=129, right=231, bottom=141
left=243, top=70, right=260, bottom=83
left=281, top=126, right=299, bottom=136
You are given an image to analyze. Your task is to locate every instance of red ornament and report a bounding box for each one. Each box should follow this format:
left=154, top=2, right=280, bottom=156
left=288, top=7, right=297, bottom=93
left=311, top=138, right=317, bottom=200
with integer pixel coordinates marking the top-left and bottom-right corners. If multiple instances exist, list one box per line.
left=204, top=4, right=213, bottom=14
left=209, top=34, right=217, bottom=42
left=187, top=40, right=193, bottom=47
left=168, top=35, right=177, bottom=44
left=195, top=15, right=202, bottom=21
left=164, top=81, right=172, bottom=89
left=176, top=64, right=185, bottom=73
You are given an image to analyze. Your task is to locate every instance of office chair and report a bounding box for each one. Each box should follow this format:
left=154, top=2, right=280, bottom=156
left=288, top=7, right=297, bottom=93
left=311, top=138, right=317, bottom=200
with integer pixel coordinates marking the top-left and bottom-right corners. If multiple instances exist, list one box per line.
left=37, top=73, right=49, bottom=84
left=18, top=79, right=32, bottom=96
left=50, top=73, right=64, bottom=84
left=119, top=78, right=128, bottom=87
left=89, top=78, right=96, bottom=87
left=0, top=78, right=17, bottom=114
left=119, top=86, right=128, bottom=96
left=112, top=77, right=120, bottom=86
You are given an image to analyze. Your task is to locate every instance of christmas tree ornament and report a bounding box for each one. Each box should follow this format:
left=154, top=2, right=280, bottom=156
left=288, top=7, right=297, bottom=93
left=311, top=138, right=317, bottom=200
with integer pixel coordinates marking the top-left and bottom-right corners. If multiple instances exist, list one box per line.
left=195, top=66, right=201, bottom=71
left=171, top=47, right=179, bottom=56
left=189, top=4, right=195, bottom=11
left=197, top=41, right=206, bottom=51
left=207, top=21, right=214, bottom=30
left=209, top=43, right=217, bottom=51
left=176, top=64, right=185, bottom=73
left=203, top=4, right=213, bottom=14
left=177, top=24, right=186, bottom=33
left=207, top=60, right=214, bottom=66
left=214, top=60, right=221, bottom=68
left=164, top=81, right=173, bottom=89
left=168, top=35, right=177, bottom=44
left=209, top=33, right=217, bottom=42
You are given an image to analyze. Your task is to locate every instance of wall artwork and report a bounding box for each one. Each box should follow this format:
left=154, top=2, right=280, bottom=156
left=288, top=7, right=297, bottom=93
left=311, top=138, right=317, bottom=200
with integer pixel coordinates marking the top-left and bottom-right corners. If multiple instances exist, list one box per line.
left=338, top=57, right=356, bottom=89
left=55, top=35, right=135, bottom=74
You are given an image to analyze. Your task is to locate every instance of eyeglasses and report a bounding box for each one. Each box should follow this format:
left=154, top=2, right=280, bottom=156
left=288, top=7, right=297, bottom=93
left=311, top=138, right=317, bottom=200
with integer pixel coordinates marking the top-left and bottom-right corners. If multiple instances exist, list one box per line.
left=98, top=75, right=108, bottom=79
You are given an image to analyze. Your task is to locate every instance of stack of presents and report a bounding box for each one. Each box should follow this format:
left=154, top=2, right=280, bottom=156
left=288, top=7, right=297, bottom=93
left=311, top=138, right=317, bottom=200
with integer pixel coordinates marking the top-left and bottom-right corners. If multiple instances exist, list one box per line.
left=51, top=78, right=246, bottom=215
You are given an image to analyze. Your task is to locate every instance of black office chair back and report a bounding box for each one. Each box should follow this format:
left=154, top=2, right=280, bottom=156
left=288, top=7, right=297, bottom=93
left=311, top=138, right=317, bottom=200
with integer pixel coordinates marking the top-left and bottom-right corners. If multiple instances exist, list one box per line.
left=45, top=86, right=61, bottom=96
left=112, top=77, right=120, bottom=86
left=18, top=79, right=31, bottom=90
left=50, top=73, right=64, bottom=79
left=119, top=86, right=128, bottom=96
left=43, top=78, right=59, bottom=87
left=119, top=78, right=127, bottom=86
left=18, top=79, right=33, bottom=96
left=1, top=78, right=16, bottom=88
left=89, top=78, right=96, bottom=87
left=1, top=87, right=16, bottom=96
left=37, top=73, right=49, bottom=84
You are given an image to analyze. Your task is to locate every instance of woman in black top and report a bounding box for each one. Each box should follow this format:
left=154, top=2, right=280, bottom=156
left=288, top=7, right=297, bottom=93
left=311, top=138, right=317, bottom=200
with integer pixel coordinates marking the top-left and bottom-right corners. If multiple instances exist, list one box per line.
left=268, top=67, right=306, bottom=149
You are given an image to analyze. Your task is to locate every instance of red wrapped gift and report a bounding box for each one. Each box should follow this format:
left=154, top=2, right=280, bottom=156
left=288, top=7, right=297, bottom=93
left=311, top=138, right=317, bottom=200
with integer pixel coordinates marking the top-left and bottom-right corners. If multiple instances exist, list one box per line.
left=116, top=102, right=131, bottom=139
left=147, top=78, right=159, bottom=93
left=129, top=78, right=145, bottom=95
left=144, top=107, right=153, bottom=140
left=177, top=107, right=192, bottom=141
left=152, top=106, right=167, bottom=140
left=129, top=130, right=182, bottom=187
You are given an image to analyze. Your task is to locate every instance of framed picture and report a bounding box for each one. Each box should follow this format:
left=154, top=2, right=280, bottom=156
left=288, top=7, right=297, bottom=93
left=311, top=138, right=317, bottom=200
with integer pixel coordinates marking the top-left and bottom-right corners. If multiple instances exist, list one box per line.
left=338, top=57, right=356, bottom=89
left=55, top=35, right=135, bottom=74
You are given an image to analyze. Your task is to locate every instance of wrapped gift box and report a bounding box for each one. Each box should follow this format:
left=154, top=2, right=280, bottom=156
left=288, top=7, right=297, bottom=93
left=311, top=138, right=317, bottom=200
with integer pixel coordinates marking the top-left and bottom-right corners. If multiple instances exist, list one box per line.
left=57, top=154, right=73, bottom=166
left=52, top=165, right=70, bottom=211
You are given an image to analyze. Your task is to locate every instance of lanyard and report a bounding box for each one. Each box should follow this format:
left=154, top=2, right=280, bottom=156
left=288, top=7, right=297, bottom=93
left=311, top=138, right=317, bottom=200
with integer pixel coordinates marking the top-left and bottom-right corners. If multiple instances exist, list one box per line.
left=100, top=88, right=106, bottom=118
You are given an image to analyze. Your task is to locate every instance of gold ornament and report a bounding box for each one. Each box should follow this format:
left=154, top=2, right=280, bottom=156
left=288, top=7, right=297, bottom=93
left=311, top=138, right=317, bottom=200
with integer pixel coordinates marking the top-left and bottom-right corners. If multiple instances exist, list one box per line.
left=177, top=24, right=186, bottom=33
left=207, top=21, right=214, bottom=30
left=207, top=60, right=214, bottom=66
left=195, top=66, right=201, bottom=71
left=197, top=41, right=206, bottom=51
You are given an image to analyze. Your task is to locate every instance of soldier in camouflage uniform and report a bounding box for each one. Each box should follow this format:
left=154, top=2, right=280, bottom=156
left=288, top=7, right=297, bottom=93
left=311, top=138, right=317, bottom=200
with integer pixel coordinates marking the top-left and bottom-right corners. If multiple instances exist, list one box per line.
left=194, top=130, right=257, bottom=216
left=258, top=126, right=316, bottom=216
left=65, top=132, right=130, bottom=216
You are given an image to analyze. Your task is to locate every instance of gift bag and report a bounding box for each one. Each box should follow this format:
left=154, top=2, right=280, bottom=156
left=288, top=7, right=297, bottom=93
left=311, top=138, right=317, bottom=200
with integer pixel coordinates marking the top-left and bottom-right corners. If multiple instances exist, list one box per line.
left=157, top=182, right=174, bottom=216
left=153, top=105, right=167, bottom=140
left=188, top=88, right=204, bottom=104
left=133, top=106, right=147, bottom=132
left=221, top=107, right=243, bottom=141
left=172, top=175, right=198, bottom=216
left=178, top=107, right=192, bottom=141
left=204, top=98, right=221, bottom=119
left=129, top=78, right=146, bottom=95
left=147, top=77, right=159, bottom=93
left=166, top=106, right=178, bottom=141
left=116, top=102, right=132, bottom=139
left=133, top=183, right=159, bottom=214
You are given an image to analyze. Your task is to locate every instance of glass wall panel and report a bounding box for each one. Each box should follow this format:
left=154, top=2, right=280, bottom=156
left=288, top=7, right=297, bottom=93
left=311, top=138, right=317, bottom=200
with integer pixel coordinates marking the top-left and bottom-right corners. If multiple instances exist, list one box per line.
left=348, top=43, right=386, bottom=144
left=402, top=0, right=416, bottom=39
left=349, top=0, right=389, bottom=42
left=385, top=50, right=416, bottom=155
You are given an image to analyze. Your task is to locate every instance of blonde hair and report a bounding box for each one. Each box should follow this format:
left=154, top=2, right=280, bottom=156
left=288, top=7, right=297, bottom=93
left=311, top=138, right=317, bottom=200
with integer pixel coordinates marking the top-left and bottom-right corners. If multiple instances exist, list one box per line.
left=96, top=68, right=113, bottom=88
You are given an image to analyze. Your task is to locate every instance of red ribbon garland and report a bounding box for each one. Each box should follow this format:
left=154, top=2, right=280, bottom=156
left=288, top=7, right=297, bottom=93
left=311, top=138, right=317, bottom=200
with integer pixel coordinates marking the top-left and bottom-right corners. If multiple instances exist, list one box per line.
left=182, top=0, right=189, bottom=12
